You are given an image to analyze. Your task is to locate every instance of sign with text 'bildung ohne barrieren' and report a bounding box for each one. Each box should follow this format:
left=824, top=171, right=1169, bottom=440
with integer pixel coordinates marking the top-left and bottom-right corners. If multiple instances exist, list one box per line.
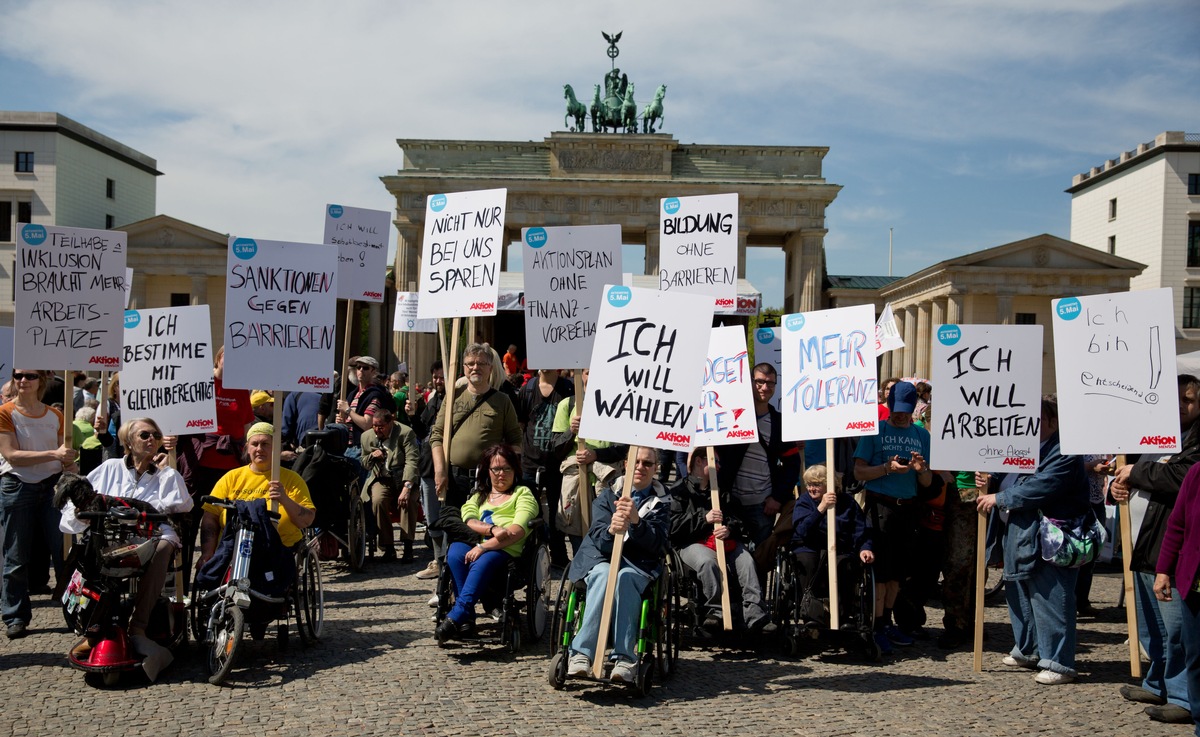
left=121, top=305, right=217, bottom=436
left=1052, top=288, right=1180, bottom=455
left=579, top=285, right=714, bottom=451
left=931, top=324, right=1043, bottom=473
left=394, top=292, right=437, bottom=334
left=222, top=237, right=338, bottom=393
left=780, top=304, right=878, bottom=442
left=692, top=325, right=758, bottom=448
left=658, top=193, right=738, bottom=310
left=752, top=326, right=782, bottom=412
left=522, top=224, right=623, bottom=369
left=417, top=188, right=507, bottom=319
left=15, top=224, right=126, bottom=370
left=324, top=204, right=390, bottom=303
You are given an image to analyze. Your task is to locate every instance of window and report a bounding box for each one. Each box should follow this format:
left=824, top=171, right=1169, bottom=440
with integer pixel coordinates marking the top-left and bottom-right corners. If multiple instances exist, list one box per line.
left=1189, top=173, right=1200, bottom=196
left=105, top=214, right=114, bottom=229
left=17, top=201, right=30, bottom=224
left=0, top=202, right=10, bottom=242
left=170, top=293, right=190, bottom=307
left=1190, top=221, right=1200, bottom=267
left=14, top=152, right=33, bottom=173
left=1186, top=288, right=1200, bottom=329
left=1108, top=235, right=1116, bottom=255
left=1015, top=313, right=1037, bottom=325
left=1108, top=198, right=1117, bottom=220
left=106, top=178, right=115, bottom=199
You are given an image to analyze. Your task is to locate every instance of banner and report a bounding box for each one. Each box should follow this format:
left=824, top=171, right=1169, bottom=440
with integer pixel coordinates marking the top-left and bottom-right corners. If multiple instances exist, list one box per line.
left=522, top=224, right=622, bottom=369
left=930, top=324, right=1043, bottom=473
left=875, top=302, right=904, bottom=353
left=1052, top=288, right=1180, bottom=454
left=417, top=188, right=507, bottom=319
left=692, top=325, right=757, bottom=448
left=121, top=305, right=217, bottom=435
left=14, top=224, right=126, bottom=370
left=658, top=193, right=738, bottom=310
left=394, top=292, right=437, bottom=333
left=222, top=237, right=338, bottom=393
left=779, top=304, right=878, bottom=442
left=579, top=285, right=714, bottom=451
left=324, top=204, right=390, bottom=302
left=752, top=326, right=782, bottom=411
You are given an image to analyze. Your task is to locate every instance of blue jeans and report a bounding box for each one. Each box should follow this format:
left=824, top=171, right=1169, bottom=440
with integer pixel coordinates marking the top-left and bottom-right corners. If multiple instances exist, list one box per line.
left=0, top=474, right=62, bottom=625
left=1005, top=560, right=1079, bottom=675
left=444, top=541, right=510, bottom=626
left=1176, top=590, right=1200, bottom=736
left=570, top=561, right=653, bottom=663
left=1135, top=571, right=1189, bottom=707
left=420, top=476, right=445, bottom=560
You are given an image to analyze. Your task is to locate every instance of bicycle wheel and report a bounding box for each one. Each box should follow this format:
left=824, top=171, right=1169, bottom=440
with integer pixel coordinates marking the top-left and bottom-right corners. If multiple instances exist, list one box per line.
left=207, top=603, right=244, bottom=686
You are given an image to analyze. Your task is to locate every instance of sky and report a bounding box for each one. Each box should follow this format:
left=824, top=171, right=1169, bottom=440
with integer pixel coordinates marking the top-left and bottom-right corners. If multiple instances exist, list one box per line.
left=2, top=0, right=1197, bottom=309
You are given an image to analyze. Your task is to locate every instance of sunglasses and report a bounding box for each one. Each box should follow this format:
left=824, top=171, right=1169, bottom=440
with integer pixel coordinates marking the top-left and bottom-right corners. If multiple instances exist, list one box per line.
left=489, top=465, right=513, bottom=474
left=137, top=430, right=164, bottom=440
left=634, top=460, right=657, bottom=469
left=12, top=373, right=40, bottom=381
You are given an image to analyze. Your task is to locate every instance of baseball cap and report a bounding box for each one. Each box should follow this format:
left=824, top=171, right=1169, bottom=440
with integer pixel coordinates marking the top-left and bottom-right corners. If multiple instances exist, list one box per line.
left=250, top=390, right=274, bottom=408
left=888, top=381, right=918, bottom=414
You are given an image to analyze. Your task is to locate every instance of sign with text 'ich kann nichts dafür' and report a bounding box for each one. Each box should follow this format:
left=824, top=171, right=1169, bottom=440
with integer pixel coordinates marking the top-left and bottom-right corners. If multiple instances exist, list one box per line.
left=417, top=188, right=507, bottom=319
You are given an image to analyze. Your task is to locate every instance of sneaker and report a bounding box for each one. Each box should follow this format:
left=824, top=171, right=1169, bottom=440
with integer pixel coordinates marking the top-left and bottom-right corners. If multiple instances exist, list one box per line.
left=1033, top=670, right=1075, bottom=685
left=427, top=593, right=440, bottom=608
left=885, top=625, right=914, bottom=647
left=1119, top=685, right=1166, bottom=705
left=609, top=659, right=637, bottom=683
left=415, top=561, right=440, bottom=580
left=1002, top=654, right=1038, bottom=669
left=5, top=622, right=27, bottom=640
left=1144, top=704, right=1193, bottom=724
left=873, top=630, right=893, bottom=656
left=567, top=652, right=591, bottom=677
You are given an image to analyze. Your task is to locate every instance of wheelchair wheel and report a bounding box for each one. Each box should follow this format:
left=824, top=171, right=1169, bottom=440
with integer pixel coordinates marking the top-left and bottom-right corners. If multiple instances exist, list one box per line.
left=654, top=557, right=680, bottom=680
left=770, top=551, right=795, bottom=632
left=207, top=603, right=244, bottom=686
left=344, top=484, right=367, bottom=571
left=547, top=652, right=567, bottom=690
left=296, top=540, right=324, bottom=643
left=634, top=658, right=654, bottom=698
left=548, top=566, right=573, bottom=656
left=525, top=544, right=551, bottom=642
left=984, top=565, right=1004, bottom=601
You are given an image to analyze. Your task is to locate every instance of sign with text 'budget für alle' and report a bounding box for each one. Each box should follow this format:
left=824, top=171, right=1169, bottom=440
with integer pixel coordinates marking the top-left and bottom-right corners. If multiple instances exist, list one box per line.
left=417, top=188, right=507, bottom=319
left=324, top=204, right=390, bottom=302
left=692, top=325, right=758, bottom=448
left=658, top=193, right=738, bottom=310
left=122, top=305, right=217, bottom=436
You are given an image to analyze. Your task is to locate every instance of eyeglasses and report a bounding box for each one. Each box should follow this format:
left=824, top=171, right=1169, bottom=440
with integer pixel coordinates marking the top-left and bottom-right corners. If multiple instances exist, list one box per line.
left=634, top=460, right=657, bottom=469
left=753, top=379, right=777, bottom=387
left=489, top=465, right=513, bottom=475
left=137, top=430, right=164, bottom=440
left=12, top=373, right=39, bottom=382
left=464, top=362, right=490, bottom=369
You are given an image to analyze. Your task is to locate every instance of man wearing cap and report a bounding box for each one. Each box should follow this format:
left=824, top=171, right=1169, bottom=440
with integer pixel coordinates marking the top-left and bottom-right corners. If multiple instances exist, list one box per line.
left=250, top=390, right=274, bottom=423
left=336, top=356, right=396, bottom=459
left=854, top=380, right=934, bottom=654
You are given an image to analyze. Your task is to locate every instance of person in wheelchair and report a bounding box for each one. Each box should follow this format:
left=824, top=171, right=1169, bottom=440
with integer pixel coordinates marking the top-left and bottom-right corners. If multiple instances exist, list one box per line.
left=566, top=446, right=669, bottom=683
left=435, top=443, right=539, bottom=643
left=791, top=464, right=874, bottom=610
left=668, top=450, right=773, bottom=634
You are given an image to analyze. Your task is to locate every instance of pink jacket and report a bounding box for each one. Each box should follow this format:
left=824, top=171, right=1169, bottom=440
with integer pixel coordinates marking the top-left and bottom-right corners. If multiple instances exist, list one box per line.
left=1157, top=462, right=1200, bottom=595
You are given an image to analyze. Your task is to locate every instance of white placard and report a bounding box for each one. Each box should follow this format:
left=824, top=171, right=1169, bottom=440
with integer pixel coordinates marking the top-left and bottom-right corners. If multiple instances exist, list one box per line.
left=658, top=193, right=738, bottom=310
left=752, top=326, right=782, bottom=411
left=121, top=305, right=217, bottom=435
left=417, top=188, right=507, bottom=319
left=930, top=324, right=1043, bottom=473
left=522, top=224, right=623, bottom=369
left=394, top=292, right=437, bottom=333
left=14, top=224, right=126, bottom=370
left=0, top=326, right=13, bottom=379
left=222, top=237, right=338, bottom=393
left=580, top=285, right=715, bottom=451
left=324, top=204, right=390, bottom=302
left=780, top=304, right=878, bottom=442
left=875, top=302, right=904, bottom=353
left=125, top=268, right=134, bottom=308
left=1052, top=289, right=1180, bottom=454
left=693, top=325, right=758, bottom=448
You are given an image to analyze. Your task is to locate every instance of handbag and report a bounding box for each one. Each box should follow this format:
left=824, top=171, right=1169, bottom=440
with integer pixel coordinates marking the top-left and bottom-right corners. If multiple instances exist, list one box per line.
left=1038, top=510, right=1106, bottom=568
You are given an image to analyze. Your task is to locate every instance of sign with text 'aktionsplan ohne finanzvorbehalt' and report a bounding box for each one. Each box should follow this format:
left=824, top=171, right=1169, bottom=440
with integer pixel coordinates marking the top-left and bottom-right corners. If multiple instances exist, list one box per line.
left=121, top=305, right=218, bottom=436
left=417, top=188, right=507, bottom=319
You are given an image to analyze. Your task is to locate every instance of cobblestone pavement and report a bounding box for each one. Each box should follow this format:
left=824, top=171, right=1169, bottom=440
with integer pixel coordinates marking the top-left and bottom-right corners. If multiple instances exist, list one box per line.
left=1, top=552, right=1193, bottom=737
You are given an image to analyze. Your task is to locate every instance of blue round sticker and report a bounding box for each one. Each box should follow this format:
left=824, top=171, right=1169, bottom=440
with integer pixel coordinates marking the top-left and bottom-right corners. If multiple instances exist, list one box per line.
left=21, top=224, right=46, bottom=245
left=755, top=328, right=775, bottom=344
left=327, top=204, right=344, bottom=218
left=429, top=194, right=447, bottom=212
left=525, top=227, right=548, bottom=248
left=124, top=310, right=141, bottom=329
left=232, top=238, right=258, bottom=260
left=662, top=197, right=681, bottom=215
left=607, top=286, right=633, bottom=307
left=937, top=325, right=961, bottom=346
left=1056, top=297, right=1082, bottom=321
left=784, top=314, right=806, bottom=332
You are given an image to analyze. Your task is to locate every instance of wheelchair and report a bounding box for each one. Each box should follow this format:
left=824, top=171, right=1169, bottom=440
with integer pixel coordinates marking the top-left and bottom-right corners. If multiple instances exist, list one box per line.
left=768, top=547, right=879, bottom=661
left=432, top=519, right=551, bottom=653
left=292, top=427, right=368, bottom=571
left=546, top=552, right=681, bottom=697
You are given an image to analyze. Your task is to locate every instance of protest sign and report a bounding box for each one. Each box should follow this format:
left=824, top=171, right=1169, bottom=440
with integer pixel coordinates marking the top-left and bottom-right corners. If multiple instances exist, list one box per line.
left=522, top=224, right=623, bottom=369
left=14, top=224, right=126, bottom=370
left=1052, top=288, right=1180, bottom=455
left=222, top=237, right=338, bottom=393
left=579, top=285, right=714, bottom=451
left=121, top=305, right=217, bottom=435
left=779, top=304, right=878, bottom=442
left=930, top=324, right=1043, bottom=473
left=658, top=193, right=738, bottom=310
left=394, top=291, right=437, bottom=333
left=125, top=268, right=133, bottom=308
left=752, top=326, right=782, bottom=411
left=692, top=325, right=758, bottom=448
left=875, top=302, right=904, bottom=353
left=417, top=188, right=507, bottom=319
left=324, top=204, right=390, bottom=302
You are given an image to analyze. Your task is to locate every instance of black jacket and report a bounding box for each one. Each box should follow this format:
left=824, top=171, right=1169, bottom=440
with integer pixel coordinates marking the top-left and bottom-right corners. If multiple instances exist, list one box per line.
left=715, top=405, right=801, bottom=504
left=1127, top=415, right=1200, bottom=572
left=667, top=476, right=747, bottom=549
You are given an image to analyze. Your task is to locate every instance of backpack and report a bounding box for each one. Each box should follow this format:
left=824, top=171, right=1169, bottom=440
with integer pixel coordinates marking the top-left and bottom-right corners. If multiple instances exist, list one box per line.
left=528, top=399, right=559, bottom=455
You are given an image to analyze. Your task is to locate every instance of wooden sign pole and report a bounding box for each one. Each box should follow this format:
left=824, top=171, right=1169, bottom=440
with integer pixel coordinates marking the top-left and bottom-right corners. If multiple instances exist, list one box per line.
left=973, top=506, right=987, bottom=673
left=706, top=446, right=733, bottom=631
left=573, top=373, right=590, bottom=528
left=338, top=300, right=354, bottom=404
left=438, top=318, right=461, bottom=502
left=62, top=370, right=75, bottom=559
left=270, top=394, right=283, bottom=514
left=825, top=438, right=840, bottom=630
left=592, top=444, right=639, bottom=679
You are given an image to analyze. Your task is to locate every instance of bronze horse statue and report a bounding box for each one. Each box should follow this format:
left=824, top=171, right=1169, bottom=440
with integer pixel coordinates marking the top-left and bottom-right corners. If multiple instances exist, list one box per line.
left=642, top=84, right=666, bottom=134
left=621, top=84, right=638, bottom=134
left=563, top=84, right=587, bottom=132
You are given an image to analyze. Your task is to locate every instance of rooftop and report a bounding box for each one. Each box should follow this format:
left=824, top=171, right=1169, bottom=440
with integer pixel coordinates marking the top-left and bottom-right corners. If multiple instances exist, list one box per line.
left=1067, top=131, right=1200, bottom=193
left=0, top=111, right=161, bottom=176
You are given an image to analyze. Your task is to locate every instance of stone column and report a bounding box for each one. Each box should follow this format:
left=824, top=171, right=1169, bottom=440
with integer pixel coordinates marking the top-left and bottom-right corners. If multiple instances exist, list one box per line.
left=931, top=297, right=946, bottom=331
left=916, top=301, right=932, bottom=378
left=879, top=346, right=893, bottom=383
left=737, top=228, right=750, bottom=281
left=644, top=226, right=660, bottom=276
left=189, top=274, right=206, bottom=306
left=996, top=294, right=1014, bottom=325
left=903, top=304, right=918, bottom=377
left=947, top=293, right=964, bottom=325
left=393, top=224, right=435, bottom=384
left=367, top=301, right=383, bottom=368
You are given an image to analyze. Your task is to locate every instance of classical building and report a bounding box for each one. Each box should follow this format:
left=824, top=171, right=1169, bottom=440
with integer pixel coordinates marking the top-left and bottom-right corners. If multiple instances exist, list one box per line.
left=383, top=133, right=841, bottom=377
left=1068, top=131, right=1200, bottom=351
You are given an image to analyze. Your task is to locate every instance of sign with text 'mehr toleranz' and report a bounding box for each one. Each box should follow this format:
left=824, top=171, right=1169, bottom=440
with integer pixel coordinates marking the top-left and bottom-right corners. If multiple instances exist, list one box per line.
left=394, top=292, right=437, bottom=334
left=658, top=193, right=738, bottom=310
left=752, top=326, right=782, bottom=412
left=1052, top=288, right=1180, bottom=455
left=522, top=224, right=623, bottom=369
left=121, top=305, right=217, bottom=436
left=780, top=304, right=878, bottom=442
left=222, top=237, right=338, bottom=393
left=579, top=285, right=715, bottom=451
left=15, top=224, right=127, bottom=370
left=692, top=325, right=758, bottom=448
left=324, top=204, right=390, bottom=303
left=931, top=324, right=1043, bottom=473
left=417, top=188, right=507, bottom=319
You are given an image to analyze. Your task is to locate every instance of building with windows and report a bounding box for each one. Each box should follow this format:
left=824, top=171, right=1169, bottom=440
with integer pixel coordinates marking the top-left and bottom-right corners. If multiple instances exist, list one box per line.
left=1067, top=131, right=1200, bottom=349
